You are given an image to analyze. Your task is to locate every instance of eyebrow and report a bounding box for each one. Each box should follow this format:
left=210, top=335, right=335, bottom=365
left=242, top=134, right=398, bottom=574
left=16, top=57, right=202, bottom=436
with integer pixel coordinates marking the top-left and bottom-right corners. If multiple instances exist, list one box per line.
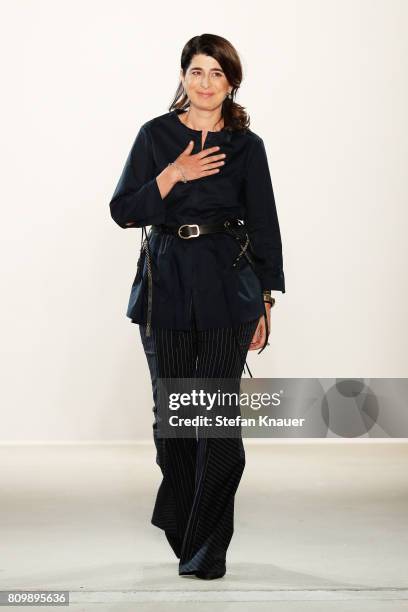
left=189, top=67, right=224, bottom=73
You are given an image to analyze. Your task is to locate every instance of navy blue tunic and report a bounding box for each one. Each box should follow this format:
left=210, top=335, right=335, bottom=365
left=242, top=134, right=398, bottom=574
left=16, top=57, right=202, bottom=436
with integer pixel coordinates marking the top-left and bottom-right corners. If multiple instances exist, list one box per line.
left=109, top=109, right=285, bottom=332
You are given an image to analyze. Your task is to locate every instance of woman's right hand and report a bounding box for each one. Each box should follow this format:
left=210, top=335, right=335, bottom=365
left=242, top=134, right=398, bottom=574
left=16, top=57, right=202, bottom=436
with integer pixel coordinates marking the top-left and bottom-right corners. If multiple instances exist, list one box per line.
left=172, top=141, right=226, bottom=182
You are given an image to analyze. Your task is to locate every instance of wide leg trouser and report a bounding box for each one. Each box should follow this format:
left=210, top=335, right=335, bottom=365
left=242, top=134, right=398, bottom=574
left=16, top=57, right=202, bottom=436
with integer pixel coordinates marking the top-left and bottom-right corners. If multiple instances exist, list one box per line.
left=139, top=314, right=259, bottom=575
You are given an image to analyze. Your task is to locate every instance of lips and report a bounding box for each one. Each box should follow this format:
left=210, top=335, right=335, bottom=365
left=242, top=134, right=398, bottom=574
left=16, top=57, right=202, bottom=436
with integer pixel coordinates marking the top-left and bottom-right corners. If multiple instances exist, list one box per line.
left=198, top=92, right=213, bottom=97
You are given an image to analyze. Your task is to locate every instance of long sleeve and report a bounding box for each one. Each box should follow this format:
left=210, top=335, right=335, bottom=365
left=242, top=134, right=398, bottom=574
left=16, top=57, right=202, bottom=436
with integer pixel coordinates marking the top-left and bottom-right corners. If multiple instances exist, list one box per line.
left=243, top=136, right=286, bottom=293
left=109, top=124, right=167, bottom=228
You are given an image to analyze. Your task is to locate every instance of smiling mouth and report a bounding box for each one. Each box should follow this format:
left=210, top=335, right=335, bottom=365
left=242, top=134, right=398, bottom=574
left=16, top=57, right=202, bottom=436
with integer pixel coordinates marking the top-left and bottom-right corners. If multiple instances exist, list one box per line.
left=198, top=92, right=214, bottom=96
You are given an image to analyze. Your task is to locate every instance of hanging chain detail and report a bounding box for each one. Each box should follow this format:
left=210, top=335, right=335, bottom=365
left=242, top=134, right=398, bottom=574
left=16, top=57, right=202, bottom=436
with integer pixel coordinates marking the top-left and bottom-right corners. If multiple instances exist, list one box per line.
left=223, top=220, right=251, bottom=268
left=140, top=227, right=153, bottom=337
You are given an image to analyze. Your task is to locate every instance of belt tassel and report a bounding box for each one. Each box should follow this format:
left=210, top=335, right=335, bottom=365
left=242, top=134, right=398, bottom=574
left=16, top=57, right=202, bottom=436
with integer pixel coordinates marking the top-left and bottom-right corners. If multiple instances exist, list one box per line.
left=140, top=226, right=153, bottom=337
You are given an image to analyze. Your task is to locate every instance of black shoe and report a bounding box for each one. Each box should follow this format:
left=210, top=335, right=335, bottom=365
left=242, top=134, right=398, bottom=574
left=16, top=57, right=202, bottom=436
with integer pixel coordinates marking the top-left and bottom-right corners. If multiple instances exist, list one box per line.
left=194, top=566, right=226, bottom=580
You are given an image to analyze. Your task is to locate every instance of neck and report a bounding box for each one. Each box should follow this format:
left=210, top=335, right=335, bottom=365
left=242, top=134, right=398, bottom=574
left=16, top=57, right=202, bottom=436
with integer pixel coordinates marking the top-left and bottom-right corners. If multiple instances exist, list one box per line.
left=184, top=107, right=224, bottom=131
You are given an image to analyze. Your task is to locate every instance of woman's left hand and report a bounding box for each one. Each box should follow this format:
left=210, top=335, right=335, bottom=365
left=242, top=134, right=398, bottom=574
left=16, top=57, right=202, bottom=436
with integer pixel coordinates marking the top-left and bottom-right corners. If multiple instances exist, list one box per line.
left=248, top=303, right=272, bottom=351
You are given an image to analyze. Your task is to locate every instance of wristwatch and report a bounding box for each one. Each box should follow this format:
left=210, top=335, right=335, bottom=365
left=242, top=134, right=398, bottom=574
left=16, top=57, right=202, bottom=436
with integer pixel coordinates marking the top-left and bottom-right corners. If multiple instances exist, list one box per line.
left=263, top=290, right=275, bottom=307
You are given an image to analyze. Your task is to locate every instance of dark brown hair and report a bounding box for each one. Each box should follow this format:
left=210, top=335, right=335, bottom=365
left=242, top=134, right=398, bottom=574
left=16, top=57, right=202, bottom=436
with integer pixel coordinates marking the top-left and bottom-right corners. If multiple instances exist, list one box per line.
left=169, top=34, right=250, bottom=133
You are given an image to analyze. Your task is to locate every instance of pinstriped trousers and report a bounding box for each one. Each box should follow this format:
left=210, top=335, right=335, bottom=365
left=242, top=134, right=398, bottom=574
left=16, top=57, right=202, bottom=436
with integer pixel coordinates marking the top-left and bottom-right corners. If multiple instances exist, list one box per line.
left=139, top=312, right=259, bottom=576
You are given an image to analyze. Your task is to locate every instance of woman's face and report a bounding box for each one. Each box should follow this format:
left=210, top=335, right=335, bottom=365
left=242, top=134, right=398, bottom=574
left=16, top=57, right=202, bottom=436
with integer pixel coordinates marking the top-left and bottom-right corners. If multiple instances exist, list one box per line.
left=180, top=54, right=232, bottom=111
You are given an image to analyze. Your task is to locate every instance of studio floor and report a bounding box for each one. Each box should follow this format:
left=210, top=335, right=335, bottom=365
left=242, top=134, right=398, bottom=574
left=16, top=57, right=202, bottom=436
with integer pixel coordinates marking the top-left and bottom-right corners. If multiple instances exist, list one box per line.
left=0, top=441, right=407, bottom=611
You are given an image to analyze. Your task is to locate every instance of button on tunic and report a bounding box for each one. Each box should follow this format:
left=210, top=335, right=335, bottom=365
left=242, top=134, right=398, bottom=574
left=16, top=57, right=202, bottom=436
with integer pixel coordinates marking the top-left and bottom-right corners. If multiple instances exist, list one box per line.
left=109, top=109, right=285, bottom=331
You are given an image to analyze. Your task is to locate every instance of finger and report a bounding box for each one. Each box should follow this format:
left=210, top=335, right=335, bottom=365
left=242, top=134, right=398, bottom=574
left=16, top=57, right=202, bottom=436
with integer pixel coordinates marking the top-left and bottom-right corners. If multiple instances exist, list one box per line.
left=258, top=323, right=266, bottom=346
left=197, top=146, right=222, bottom=158
left=200, top=169, right=222, bottom=177
left=253, top=320, right=265, bottom=348
left=248, top=322, right=262, bottom=348
left=200, top=153, right=226, bottom=165
left=249, top=343, right=262, bottom=350
left=201, top=160, right=226, bottom=170
left=183, top=140, right=195, bottom=154
left=213, top=153, right=227, bottom=160
left=249, top=338, right=263, bottom=350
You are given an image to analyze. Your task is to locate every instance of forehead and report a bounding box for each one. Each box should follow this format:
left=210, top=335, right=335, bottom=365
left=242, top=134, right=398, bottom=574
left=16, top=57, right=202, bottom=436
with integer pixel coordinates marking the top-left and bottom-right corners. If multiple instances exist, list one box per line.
left=187, top=54, right=223, bottom=71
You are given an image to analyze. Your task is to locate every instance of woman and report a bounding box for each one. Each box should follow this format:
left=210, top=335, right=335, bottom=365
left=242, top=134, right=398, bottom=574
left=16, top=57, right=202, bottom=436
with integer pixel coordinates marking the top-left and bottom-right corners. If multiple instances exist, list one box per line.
left=109, top=34, right=285, bottom=580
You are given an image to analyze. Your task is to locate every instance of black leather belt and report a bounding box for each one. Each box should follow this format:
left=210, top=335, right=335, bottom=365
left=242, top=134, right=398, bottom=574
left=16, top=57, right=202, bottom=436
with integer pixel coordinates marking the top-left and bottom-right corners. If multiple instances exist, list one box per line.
left=151, top=219, right=242, bottom=239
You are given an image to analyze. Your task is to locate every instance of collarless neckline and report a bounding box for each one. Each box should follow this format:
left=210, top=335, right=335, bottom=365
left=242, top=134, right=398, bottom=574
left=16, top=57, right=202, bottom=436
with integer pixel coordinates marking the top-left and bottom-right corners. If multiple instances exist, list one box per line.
left=171, top=109, right=226, bottom=134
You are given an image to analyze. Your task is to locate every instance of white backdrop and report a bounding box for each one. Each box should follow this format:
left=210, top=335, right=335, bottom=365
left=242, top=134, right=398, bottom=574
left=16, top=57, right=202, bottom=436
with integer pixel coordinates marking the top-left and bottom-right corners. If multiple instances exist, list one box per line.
left=1, top=0, right=407, bottom=441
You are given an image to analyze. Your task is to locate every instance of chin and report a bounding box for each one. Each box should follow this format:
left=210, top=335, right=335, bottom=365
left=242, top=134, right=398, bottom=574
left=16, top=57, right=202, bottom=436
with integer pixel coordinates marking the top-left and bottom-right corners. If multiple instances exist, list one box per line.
left=194, top=97, right=219, bottom=108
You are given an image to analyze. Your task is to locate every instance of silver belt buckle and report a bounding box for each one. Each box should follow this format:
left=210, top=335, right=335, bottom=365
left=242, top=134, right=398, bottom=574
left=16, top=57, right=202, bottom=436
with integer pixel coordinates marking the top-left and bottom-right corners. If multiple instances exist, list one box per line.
left=178, top=224, right=200, bottom=239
